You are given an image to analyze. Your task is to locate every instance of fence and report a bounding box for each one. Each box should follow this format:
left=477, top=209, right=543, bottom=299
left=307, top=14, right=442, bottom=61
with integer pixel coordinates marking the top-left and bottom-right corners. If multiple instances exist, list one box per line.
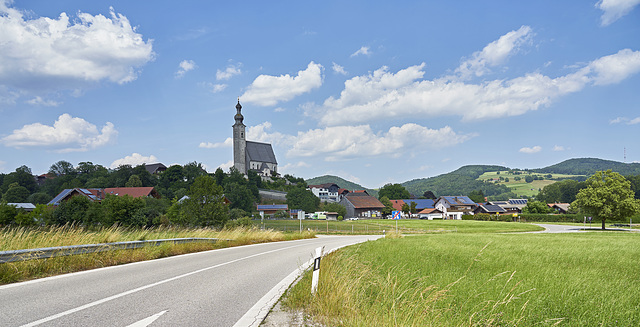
left=0, top=238, right=224, bottom=263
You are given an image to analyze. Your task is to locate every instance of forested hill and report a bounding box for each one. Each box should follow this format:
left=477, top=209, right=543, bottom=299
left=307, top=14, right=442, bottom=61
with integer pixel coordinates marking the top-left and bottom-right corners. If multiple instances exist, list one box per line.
left=305, top=175, right=378, bottom=197
left=402, top=165, right=512, bottom=198
left=533, top=158, right=640, bottom=176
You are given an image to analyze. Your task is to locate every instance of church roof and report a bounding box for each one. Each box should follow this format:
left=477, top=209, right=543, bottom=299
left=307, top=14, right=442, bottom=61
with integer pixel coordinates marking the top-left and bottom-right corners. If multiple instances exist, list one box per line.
left=246, top=141, right=277, bottom=164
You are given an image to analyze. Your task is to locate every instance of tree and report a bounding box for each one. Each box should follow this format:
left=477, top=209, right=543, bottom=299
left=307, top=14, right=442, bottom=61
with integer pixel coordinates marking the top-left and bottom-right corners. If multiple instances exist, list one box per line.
left=422, top=191, right=436, bottom=199
left=49, top=160, right=76, bottom=176
left=181, top=175, right=228, bottom=227
left=401, top=203, right=410, bottom=215
left=286, top=187, right=320, bottom=213
left=102, top=194, right=146, bottom=227
left=571, top=170, right=640, bottom=230
left=522, top=200, right=553, bottom=214
left=379, top=196, right=395, bottom=215
left=125, top=175, right=143, bottom=187
left=1, top=166, right=38, bottom=194
left=525, top=175, right=534, bottom=183
left=3, top=183, right=30, bottom=203
left=322, top=202, right=347, bottom=218
left=378, top=183, right=411, bottom=200
left=27, top=192, right=52, bottom=205
left=468, top=190, right=485, bottom=203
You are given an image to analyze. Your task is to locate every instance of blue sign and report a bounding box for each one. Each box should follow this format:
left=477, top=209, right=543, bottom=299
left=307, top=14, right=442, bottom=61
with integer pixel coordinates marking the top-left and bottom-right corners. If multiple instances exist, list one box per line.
left=392, top=211, right=401, bottom=220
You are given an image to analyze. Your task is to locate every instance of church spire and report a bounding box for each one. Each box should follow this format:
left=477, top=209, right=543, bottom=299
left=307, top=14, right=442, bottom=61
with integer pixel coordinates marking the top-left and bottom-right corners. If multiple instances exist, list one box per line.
left=234, top=99, right=244, bottom=124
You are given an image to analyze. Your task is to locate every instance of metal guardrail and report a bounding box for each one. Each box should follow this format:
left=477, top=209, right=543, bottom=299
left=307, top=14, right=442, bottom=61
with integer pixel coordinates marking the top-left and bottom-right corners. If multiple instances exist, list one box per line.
left=0, top=238, right=226, bottom=263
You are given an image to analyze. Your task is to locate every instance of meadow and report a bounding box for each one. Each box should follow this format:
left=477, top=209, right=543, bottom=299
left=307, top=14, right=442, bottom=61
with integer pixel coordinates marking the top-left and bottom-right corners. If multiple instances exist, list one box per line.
left=256, top=219, right=543, bottom=234
left=284, top=231, right=639, bottom=326
left=0, top=225, right=314, bottom=284
left=478, top=171, right=584, bottom=197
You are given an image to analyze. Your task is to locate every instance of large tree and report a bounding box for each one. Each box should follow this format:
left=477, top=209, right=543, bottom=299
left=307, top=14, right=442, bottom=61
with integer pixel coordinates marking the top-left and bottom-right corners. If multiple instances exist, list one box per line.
left=572, top=170, right=640, bottom=230
left=181, top=175, right=228, bottom=227
left=522, top=200, right=553, bottom=214
left=321, top=202, right=347, bottom=218
left=378, top=183, right=411, bottom=200
left=286, top=187, right=320, bottom=213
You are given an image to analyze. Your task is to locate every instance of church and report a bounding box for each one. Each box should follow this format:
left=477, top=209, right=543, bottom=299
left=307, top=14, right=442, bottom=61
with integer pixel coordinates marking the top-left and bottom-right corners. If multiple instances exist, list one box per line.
left=233, top=100, right=278, bottom=177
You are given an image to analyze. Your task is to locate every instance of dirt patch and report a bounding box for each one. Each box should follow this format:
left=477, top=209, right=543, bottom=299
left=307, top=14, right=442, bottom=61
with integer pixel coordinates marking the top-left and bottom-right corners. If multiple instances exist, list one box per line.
left=261, top=302, right=326, bottom=327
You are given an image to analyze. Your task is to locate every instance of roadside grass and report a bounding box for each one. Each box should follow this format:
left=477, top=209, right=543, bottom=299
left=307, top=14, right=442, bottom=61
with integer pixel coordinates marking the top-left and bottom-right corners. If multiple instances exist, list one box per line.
left=0, top=225, right=314, bottom=285
left=258, top=219, right=543, bottom=234
left=284, top=232, right=640, bottom=326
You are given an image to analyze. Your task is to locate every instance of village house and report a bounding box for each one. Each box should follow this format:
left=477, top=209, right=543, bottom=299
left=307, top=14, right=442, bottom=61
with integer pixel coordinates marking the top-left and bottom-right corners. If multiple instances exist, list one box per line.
left=48, top=187, right=160, bottom=206
left=434, top=196, right=477, bottom=220
left=307, top=183, right=341, bottom=202
left=339, top=191, right=384, bottom=219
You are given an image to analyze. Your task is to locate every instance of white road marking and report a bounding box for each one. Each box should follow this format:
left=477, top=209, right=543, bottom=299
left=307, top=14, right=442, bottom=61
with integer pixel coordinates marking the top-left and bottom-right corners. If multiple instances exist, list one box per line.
left=126, top=310, right=167, bottom=327
left=20, top=243, right=307, bottom=327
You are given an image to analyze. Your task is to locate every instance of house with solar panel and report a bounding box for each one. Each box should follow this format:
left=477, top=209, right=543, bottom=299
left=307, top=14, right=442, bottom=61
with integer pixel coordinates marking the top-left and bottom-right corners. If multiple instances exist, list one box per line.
left=233, top=100, right=278, bottom=177
left=48, top=187, right=160, bottom=206
left=434, top=196, right=478, bottom=220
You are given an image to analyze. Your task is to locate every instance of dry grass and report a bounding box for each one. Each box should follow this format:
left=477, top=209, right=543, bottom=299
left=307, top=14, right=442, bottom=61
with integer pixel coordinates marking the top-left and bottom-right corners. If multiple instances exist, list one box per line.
left=0, top=225, right=315, bottom=285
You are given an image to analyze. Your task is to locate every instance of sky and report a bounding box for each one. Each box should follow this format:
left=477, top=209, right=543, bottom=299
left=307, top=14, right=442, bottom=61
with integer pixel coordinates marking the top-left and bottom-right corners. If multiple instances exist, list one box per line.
left=0, top=0, right=639, bottom=188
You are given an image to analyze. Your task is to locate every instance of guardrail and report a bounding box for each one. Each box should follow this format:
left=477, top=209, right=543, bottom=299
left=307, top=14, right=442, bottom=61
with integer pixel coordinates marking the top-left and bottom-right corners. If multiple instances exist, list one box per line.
left=0, top=238, right=226, bottom=263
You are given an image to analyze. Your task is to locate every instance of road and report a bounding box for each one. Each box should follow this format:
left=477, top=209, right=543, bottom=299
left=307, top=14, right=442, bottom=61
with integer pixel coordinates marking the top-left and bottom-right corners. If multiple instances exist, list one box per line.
left=0, top=235, right=382, bottom=327
left=533, top=223, right=636, bottom=233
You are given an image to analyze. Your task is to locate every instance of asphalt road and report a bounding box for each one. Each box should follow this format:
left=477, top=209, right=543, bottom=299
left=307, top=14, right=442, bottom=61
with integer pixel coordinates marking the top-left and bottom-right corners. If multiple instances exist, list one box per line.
left=0, top=235, right=382, bottom=327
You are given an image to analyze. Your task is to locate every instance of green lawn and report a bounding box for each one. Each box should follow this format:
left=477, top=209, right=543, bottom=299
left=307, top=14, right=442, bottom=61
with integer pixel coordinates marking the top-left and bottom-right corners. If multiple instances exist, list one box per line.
left=285, top=230, right=639, bottom=326
left=256, top=219, right=543, bottom=234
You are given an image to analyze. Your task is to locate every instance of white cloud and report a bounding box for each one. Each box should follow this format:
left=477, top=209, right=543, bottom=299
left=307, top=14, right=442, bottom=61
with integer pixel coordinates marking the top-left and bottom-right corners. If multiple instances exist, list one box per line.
left=0, top=3, right=154, bottom=97
left=519, top=146, right=542, bottom=154
left=218, top=160, right=234, bottom=172
left=610, top=117, right=627, bottom=124
left=110, top=153, right=158, bottom=169
left=318, top=47, right=640, bottom=126
left=175, top=60, right=196, bottom=78
left=553, top=145, right=566, bottom=151
left=596, top=0, right=640, bottom=26
left=249, top=121, right=472, bottom=161
left=1, top=113, right=117, bottom=152
left=216, top=62, right=242, bottom=80
left=279, top=161, right=311, bottom=174
left=332, top=62, right=347, bottom=75
left=211, top=84, right=227, bottom=93
left=274, top=107, right=286, bottom=112
left=26, top=96, right=60, bottom=107
left=609, top=116, right=640, bottom=124
left=455, top=26, right=532, bottom=80
left=199, top=138, right=232, bottom=148
left=241, top=62, right=323, bottom=106
left=351, top=46, right=371, bottom=57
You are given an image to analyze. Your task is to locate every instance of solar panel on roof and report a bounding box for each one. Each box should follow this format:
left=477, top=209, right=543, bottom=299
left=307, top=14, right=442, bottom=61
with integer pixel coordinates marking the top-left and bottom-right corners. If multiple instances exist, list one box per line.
left=81, top=189, right=92, bottom=194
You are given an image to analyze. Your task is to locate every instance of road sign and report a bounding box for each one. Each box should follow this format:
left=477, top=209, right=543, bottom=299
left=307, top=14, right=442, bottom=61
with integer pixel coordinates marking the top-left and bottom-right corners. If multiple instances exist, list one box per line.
left=392, top=211, right=401, bottom=220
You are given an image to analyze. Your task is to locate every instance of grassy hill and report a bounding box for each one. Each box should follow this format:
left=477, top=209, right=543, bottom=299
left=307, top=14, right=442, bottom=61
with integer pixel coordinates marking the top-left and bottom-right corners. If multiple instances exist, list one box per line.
left=306, top=158, right=640, bottom=200
left=306, top=175, right=378, bottom=197
left=534, top=158, right=640, bottom=176
left=402, top=165, right=512, bottom=198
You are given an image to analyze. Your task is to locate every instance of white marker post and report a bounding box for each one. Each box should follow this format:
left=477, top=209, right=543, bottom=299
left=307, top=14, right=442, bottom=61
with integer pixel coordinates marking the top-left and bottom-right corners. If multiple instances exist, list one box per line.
left=311, top=246, right=323, bottom=295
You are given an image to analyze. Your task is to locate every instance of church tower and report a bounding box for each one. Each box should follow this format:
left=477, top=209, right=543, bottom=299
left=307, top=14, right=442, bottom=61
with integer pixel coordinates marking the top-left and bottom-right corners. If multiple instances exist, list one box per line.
left=233, top=100, right=247, bottom=174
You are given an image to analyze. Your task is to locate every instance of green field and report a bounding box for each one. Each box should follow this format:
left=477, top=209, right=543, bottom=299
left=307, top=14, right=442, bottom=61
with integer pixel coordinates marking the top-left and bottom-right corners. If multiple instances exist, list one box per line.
left=256, top=219, right=543, bottom=234
left=285, top=229, right=639, bottom=326
left=478, top=171, right=585, bottom=197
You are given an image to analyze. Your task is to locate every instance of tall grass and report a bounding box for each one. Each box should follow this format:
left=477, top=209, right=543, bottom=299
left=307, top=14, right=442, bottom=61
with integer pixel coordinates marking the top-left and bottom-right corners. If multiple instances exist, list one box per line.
left=0, top=225, right=314, bottom=285
left=284, top=233, right=640, bottom=326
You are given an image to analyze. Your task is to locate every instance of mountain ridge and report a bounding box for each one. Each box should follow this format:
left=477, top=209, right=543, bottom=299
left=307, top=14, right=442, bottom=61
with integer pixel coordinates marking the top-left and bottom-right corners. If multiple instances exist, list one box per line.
left=305, top=158, right=639, bottom=198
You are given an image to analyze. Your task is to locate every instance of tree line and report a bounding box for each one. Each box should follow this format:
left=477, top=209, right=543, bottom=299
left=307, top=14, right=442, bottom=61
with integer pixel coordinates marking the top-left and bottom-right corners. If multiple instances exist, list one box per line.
left=0, top=161, right=308, bottom=228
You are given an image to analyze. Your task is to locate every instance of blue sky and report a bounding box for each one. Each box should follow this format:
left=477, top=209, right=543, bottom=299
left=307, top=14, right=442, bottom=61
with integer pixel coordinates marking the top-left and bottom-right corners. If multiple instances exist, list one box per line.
left=1, top=0, right=639, bottom=188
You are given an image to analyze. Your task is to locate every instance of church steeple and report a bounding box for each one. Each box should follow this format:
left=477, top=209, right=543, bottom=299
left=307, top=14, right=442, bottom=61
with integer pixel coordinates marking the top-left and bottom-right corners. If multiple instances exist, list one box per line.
left=235, top=99, right=244, bottom=124
left=233, top=99, right=247, bottom=174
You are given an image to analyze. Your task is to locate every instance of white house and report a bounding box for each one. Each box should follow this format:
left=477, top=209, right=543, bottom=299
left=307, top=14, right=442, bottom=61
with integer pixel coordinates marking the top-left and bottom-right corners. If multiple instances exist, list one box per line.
left=434, top=196, right=477, bottom=220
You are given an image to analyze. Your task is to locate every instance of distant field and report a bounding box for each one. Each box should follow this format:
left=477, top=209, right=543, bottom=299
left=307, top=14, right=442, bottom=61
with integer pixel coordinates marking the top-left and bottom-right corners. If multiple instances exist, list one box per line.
left=256, top=219, right=543, bottom=234
left=478, top=171, right=585, bottom=197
